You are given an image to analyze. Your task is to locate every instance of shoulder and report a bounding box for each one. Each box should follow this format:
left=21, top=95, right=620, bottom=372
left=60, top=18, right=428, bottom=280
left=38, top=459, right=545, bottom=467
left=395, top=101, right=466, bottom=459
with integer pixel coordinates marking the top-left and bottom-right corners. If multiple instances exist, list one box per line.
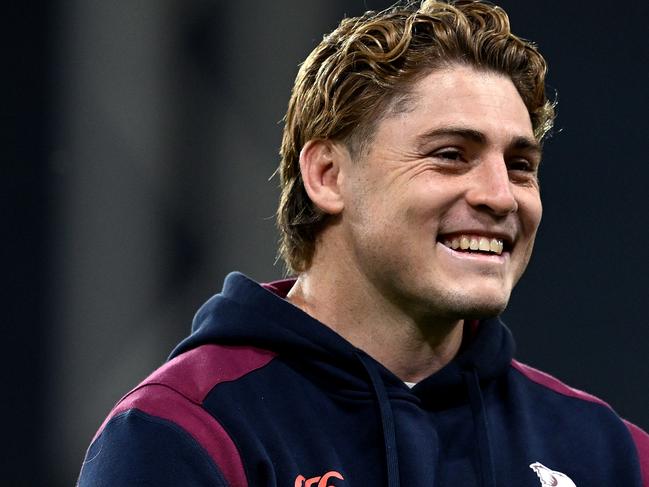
left=93, top=344, right=277, bottom=446
left=80, top=344, right=276, bottom=487
left=510, top=359, right=611, bottom=408
left=511, top=359, right=649, bottom=485
left=78, top=408, right=228, bottom=486
left=145, top=343, right=277, bottom=402
left=623, top=419, right=649, bottom=486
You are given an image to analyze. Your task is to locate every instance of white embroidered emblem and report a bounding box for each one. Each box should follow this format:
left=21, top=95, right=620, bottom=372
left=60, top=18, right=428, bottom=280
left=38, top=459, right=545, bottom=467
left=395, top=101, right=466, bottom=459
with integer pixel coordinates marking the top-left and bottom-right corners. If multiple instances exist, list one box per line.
left=530, top=462, right=576, bottom=487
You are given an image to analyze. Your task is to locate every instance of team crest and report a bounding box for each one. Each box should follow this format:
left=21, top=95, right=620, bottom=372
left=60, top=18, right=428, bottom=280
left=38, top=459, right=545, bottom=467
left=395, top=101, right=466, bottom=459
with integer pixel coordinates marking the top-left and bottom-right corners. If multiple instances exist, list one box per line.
left=530, top=462, right=576, bottom=487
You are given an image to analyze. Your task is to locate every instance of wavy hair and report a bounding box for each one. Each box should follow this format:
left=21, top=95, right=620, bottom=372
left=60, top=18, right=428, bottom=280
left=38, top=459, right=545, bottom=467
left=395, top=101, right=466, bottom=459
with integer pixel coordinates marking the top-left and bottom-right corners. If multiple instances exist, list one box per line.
left=277, top=0, right=556, bottom=273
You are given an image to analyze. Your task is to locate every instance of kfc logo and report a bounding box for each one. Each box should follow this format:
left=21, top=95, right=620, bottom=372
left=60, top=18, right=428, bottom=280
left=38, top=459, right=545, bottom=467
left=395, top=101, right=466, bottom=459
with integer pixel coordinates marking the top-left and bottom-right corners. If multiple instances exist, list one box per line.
left=294, top=471, right=344, bottom=487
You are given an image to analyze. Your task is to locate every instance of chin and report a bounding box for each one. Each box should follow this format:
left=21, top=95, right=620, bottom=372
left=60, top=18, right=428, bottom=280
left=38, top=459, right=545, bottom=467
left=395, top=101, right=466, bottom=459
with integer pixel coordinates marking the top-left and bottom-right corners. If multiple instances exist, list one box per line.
left=437, top=288, right=511, bottom=320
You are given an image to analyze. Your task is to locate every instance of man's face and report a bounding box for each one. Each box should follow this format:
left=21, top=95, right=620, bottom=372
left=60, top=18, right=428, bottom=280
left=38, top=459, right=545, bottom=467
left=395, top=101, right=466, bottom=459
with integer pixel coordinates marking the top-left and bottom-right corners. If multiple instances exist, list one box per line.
left=338, top=65, right=542, bottom=321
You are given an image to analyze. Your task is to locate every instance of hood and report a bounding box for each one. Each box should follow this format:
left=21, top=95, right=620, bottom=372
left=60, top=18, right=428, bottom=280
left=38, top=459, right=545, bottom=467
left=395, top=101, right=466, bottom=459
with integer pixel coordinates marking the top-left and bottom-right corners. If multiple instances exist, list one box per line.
left=170, top=272, right=372, bottom=385
left=170, top=271, right=515, bottom=487
left=170, top=272, right=514, bottom=390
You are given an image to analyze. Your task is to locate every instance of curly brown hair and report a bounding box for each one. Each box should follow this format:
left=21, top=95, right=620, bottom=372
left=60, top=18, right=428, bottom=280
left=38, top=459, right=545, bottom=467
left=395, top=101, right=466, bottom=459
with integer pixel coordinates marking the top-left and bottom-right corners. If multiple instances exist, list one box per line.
left=277, top=0, right=555, bottom=274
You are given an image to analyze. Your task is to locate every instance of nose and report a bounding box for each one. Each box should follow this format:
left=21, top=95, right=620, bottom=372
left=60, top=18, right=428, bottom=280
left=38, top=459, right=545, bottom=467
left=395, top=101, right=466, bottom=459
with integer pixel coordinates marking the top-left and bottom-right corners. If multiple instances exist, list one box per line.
left=465, top=157, right=518, bottom=216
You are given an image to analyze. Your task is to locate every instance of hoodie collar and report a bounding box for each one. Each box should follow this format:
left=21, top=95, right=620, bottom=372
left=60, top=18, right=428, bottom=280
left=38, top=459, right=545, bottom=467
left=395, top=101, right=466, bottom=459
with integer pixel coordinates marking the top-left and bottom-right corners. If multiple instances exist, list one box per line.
left=171, top=272, right=515, bottom=397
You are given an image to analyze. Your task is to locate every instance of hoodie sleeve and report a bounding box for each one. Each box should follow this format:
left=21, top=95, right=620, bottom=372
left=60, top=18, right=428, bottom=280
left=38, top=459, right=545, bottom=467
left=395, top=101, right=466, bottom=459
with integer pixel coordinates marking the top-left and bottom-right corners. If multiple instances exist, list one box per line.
left=77, top=409, right=228, bottom=487
left=625, top=420, right=649, bottom=487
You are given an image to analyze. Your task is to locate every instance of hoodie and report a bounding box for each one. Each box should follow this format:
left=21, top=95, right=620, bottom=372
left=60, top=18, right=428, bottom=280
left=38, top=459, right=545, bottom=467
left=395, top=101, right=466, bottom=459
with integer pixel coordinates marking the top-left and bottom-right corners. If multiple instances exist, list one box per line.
left=78, top=272, right=649, bottom=486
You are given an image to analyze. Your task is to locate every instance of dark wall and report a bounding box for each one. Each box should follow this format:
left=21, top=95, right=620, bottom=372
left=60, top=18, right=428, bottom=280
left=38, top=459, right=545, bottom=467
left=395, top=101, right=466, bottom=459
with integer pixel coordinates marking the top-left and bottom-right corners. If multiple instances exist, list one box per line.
left=8, top=1, right=647, bottom=484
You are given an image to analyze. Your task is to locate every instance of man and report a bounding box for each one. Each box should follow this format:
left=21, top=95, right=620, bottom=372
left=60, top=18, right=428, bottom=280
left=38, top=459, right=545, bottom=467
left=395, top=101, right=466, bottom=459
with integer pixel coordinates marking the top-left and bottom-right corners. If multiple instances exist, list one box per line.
left=78, top=1, right=649, bottom=485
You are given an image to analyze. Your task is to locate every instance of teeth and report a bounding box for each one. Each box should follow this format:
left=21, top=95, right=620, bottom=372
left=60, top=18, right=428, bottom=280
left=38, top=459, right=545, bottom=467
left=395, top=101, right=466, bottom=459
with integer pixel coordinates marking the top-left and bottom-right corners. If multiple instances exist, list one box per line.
left=443, top=235, right=505, bottom=255
left=490, top=238, right=503, bottom=254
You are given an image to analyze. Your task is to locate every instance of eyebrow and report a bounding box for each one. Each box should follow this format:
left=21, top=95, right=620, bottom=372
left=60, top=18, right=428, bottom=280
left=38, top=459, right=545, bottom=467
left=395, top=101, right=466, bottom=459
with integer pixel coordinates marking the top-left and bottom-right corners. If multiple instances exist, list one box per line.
left=415, top=127, right=542, bottom=156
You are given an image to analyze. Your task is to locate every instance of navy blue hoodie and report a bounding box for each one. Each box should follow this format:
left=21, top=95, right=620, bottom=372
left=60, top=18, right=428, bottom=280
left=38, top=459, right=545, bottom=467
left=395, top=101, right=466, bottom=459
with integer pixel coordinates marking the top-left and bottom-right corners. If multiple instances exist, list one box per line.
left=78, top=272, right=649, bottom=486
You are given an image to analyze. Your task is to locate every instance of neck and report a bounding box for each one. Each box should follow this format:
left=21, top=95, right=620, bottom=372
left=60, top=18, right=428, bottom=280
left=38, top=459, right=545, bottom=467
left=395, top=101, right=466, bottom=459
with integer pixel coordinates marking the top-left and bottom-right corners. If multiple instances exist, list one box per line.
left=286, top=247, right=465, bottom=383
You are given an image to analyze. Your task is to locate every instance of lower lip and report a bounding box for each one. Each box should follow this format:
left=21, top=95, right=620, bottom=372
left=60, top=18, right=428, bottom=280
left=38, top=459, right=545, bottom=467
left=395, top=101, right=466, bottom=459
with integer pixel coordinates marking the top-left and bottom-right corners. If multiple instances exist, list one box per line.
left=437, top=241, right=508, bottom=263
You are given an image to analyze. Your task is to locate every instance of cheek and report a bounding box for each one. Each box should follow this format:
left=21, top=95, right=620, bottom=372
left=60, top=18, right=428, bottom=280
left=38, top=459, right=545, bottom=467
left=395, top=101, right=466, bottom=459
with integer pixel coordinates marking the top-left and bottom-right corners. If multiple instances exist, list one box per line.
left=519, top=190, right=543, bottom=235
left=345, top=188, right=402, bottom=248
left=402, top=177, right=453, bottom=220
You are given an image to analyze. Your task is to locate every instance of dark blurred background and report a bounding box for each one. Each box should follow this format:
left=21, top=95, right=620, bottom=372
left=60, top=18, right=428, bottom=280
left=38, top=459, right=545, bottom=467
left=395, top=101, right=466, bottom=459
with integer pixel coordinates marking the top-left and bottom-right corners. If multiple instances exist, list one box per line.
left=6, top=1, right=648, bottom=485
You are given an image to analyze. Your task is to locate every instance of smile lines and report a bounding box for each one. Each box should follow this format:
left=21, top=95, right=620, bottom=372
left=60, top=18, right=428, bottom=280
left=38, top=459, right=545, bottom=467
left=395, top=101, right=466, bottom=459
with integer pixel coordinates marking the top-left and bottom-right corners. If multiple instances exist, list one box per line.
left=442, top=235, right=504, bottom=255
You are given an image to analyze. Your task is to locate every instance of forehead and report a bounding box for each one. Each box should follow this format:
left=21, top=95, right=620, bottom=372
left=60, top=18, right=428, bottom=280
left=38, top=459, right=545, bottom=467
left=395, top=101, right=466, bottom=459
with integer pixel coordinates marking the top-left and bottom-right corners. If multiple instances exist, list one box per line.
left=381, top=65, right=534, bottom=140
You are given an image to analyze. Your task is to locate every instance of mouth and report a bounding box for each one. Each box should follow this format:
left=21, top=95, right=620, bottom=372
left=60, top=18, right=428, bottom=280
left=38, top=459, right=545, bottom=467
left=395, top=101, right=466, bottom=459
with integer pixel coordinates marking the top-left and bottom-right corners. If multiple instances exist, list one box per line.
left=438, top=234, right=511, bottom=256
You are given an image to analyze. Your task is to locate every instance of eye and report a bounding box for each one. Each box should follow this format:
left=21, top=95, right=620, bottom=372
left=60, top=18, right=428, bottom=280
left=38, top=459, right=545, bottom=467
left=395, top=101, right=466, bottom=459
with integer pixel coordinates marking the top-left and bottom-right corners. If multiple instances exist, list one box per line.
left=508, top=159, right=530, bottom=171
left=433, top=148, right=464, bottom=162
left=507, top=156, right=540, bottom=185
left=507, top=157, right=536, bottom=172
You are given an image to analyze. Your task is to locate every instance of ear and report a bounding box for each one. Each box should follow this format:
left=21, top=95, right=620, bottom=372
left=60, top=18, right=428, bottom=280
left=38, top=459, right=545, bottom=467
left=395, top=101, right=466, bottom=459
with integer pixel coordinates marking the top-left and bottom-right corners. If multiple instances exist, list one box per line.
left=299, top=139, right=346, bottom=215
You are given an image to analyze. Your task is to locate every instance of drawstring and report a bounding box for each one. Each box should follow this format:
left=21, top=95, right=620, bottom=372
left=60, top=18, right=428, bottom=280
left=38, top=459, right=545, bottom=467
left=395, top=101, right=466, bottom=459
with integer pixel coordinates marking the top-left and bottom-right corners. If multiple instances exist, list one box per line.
left=355, top=352, right=400, bottom=487
left=354, top=353, right=495, bottom=487
left=463, top=367, right=496, bottom=487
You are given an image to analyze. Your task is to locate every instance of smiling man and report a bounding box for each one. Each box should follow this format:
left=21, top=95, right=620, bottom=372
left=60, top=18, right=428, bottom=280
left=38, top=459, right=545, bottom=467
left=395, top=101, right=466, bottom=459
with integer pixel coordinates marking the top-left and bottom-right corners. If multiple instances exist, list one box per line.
left=78, top=1, right=649, bottom=486
left=286, top=65, right=543, bottom=385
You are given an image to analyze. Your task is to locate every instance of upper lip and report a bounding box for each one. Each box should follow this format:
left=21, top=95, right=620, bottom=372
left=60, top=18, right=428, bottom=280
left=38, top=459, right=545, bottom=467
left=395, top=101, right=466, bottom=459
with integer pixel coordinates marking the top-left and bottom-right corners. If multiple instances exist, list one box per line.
left=437, top=230, right=516, bottom=250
